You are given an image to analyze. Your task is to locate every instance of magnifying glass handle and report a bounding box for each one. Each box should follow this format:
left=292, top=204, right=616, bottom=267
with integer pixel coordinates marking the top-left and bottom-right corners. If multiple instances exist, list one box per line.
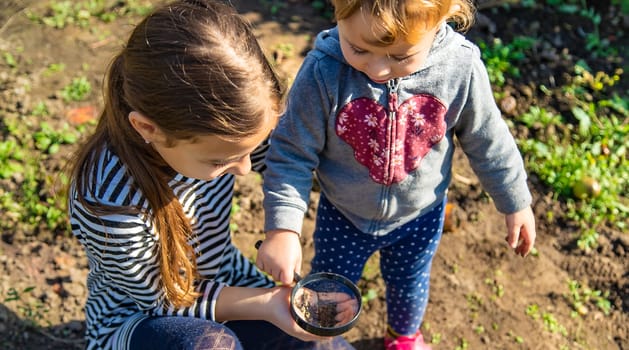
left=255, top=240, right=302, bottom=283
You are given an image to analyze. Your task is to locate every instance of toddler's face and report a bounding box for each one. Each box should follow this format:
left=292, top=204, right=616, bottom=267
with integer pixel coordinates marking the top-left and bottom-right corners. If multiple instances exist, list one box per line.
left=337, top=10, right=439, bottom=84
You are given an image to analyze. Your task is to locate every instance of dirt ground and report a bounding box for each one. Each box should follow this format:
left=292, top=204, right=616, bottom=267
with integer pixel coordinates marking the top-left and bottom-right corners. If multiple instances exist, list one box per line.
left=0, top=1, right=627, bottom=349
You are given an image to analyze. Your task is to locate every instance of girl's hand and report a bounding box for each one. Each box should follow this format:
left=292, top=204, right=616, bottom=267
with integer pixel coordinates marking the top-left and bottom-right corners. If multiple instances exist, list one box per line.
left=215, top=285, right=328, bottom=342
left=293, top=288, right=359, bottom=327
left=256, top=230, right=302, bottom=285
left=505, top=206, right=537, bottom=257
left=267, top=286, right=328, bottom=342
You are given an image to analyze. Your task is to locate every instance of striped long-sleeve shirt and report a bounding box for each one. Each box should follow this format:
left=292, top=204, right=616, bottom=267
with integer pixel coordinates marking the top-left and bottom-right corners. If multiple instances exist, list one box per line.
left=69, top=143, right=274, bottom=350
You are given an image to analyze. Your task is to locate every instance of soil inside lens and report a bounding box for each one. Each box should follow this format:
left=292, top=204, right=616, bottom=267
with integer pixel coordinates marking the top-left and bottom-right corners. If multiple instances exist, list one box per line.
left=296, top=297, right=337, bottom=328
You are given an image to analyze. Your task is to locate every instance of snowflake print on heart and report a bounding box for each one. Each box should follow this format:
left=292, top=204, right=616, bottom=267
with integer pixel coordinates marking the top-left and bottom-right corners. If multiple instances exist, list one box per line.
left=336, top=94, right=446, bottom=185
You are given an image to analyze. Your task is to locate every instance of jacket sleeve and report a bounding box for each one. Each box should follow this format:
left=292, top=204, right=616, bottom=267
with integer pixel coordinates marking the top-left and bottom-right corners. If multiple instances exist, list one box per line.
left=262, top=54, right=331, bottom=233
left=453, top=48, right=532, bottom=214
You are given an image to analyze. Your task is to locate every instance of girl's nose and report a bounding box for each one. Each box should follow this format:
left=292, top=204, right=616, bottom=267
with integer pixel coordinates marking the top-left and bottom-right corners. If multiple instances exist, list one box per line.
left=226, top=156, right=252, bottom=176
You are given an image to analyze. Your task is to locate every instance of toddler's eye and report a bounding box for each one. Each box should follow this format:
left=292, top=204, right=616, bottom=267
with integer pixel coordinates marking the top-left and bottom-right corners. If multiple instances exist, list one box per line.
left=393, top=56, right=409, bottom=63
left=350, top=45, right=366, bottom=55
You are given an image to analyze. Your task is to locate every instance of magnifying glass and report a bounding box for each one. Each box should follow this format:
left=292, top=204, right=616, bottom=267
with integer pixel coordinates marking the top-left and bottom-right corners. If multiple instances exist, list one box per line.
left=255, top=240, right=362, bottom=336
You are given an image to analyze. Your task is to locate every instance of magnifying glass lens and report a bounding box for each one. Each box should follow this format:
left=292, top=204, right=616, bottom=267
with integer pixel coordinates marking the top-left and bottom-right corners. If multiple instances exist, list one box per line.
left=290, top=272, right=362, bottom=336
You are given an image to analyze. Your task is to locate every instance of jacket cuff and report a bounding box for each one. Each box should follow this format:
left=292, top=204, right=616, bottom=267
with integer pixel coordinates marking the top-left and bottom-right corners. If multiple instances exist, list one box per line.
left=263, top=205, right=306, bottom=234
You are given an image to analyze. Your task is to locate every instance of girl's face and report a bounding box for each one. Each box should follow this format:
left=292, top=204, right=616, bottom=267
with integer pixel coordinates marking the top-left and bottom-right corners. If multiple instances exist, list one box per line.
left=131, top=111, right=277, bottom=181
left=153, top=129, right=270, bottom=181
left=337, top=10, right=440, bottom=84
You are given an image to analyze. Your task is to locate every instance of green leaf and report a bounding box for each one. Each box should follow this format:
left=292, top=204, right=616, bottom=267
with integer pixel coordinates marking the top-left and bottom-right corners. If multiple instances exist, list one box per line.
left=571, top=106, right=591, bottom=136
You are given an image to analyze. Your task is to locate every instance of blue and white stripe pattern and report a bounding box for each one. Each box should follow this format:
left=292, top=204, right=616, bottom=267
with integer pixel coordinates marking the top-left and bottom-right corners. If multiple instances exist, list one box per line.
left=69, top=143, right=273, bottom=349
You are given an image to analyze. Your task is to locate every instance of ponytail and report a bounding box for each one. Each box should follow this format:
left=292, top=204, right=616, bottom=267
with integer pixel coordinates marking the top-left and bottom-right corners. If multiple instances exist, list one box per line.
left=69, top=53, right=200, bottom=307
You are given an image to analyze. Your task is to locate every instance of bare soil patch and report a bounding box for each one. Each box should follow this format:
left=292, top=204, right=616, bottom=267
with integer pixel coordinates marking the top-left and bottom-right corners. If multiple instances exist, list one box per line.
left=0, top=1, right=626, bottom=349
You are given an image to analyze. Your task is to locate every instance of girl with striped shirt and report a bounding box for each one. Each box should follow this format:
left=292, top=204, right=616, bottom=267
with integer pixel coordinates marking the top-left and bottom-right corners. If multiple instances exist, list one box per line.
left=67, top=1, right=354, bottom=349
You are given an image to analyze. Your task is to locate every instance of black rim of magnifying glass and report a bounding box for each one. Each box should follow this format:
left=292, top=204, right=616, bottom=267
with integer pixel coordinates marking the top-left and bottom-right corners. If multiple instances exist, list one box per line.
left=290, top=272, right=362, bottom=337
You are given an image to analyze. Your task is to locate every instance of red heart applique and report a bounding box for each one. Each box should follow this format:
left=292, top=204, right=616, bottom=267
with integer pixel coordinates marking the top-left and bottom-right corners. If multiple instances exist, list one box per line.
left=336, top=94, right=446, bottom=185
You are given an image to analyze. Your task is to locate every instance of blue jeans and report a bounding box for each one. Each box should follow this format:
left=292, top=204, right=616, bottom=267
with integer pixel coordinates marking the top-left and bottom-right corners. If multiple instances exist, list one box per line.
left=129, top=316, right=355, bottom=350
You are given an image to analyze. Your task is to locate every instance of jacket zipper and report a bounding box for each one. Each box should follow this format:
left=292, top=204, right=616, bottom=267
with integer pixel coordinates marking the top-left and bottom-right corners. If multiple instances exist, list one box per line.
left=385, top=79, right=400, bottom=184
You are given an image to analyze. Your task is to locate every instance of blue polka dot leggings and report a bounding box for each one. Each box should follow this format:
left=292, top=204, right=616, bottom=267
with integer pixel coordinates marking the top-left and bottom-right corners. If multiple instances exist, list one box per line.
left=310, top=194, right=445, bottom=337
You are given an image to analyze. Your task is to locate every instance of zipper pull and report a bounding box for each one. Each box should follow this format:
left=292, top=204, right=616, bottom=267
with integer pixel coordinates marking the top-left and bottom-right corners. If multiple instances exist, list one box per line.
left=387, top=78, right=399, bottom=119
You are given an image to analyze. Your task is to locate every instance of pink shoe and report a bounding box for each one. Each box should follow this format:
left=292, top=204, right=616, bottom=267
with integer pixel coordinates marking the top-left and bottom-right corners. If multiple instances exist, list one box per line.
left=384, top=330, right=432, bottom=350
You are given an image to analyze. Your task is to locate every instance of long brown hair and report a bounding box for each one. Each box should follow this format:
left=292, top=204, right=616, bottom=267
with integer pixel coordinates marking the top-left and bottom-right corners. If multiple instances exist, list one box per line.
left=68, top=0, right=283, bottom=308
left=331, top=0, right=475, bottom=45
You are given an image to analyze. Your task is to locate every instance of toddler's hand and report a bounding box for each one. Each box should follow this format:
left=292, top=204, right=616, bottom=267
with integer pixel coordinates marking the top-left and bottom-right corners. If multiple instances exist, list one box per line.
left=256, top=230, right=302, bottom=285
left=505, top=206, right=536, bottom=257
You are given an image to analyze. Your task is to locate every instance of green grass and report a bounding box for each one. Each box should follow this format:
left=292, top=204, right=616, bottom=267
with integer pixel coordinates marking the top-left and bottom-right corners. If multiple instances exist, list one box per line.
left=515, top=62, right=628, bottom=249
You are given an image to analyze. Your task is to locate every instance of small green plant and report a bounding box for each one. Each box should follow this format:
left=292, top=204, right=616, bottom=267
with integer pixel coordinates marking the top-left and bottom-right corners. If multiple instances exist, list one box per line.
left=450, top=263, right=459, bottom=274
left=33, top=122, right=79, bottom=154
left=576, top=228, right=599, bottom=251
left=541, top=311, right=567, bottom=336
left=465, top=292, right=483, bottom=320
left=0, top=139, right=25, bottom=179
left=272, top=42, right=295, bottom=64
left=484, top=270, right=505, bottom=299
left=361, top=288, right=377, bottom=304
left=484, top=278, right=505, bottom=299
left=517, top=106, right=563, bottom=132
left=526, top=304, right=568, bottom=336
left=31, top=1, right=93, bottom=28
left=507, top=330, right=524, bottom=344
left=361, top=254, right=380, bottom=281
left=544, top=0, right=615, bottom=57
left=3, top=52, right=17, bottom=68
left=478, top=36, right=536, bottom=87
left=122, top=0, right=154, bottom=16
left=0, top=113, right=74, bottom=233
left=526, top=303, right=540, bottom=319
left=429, top=332, right=442, bottom=345
left=26, top=0, right=154, bottom=28
left=31, top=102, right=50, bottom=117
left=455, top=338, right=469, bottom=350
left=566, top=279, right=612, bottom=316
left=61, top=76, right=92, bottom=102
left=259, top=0, right=286, bottom=15
left=44, top=62, right=66, bottom=76
left=4, top=286, right=50, bottom=327
left=20, top=164, right=68, bottom=230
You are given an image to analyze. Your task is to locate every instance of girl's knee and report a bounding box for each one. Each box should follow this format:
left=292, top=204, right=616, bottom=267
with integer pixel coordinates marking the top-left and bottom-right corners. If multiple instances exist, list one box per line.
left=192, top=322, right=243, bottom=350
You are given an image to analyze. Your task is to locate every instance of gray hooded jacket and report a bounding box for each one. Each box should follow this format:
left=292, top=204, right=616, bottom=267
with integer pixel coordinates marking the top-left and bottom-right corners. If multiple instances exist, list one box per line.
left=263, top=24, right=532, bottom=236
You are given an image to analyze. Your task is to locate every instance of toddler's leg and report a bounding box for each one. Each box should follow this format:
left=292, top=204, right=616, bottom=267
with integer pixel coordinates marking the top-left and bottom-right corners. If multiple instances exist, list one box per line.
left=380, top=199, right=445, bottom=336
left=309, top=194, right=377, bottom=283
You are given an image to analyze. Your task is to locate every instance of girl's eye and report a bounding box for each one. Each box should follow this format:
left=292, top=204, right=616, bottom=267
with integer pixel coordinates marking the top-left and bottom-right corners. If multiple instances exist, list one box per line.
left=211, top=161, right=229, bottom=168
left=210, top=154, right=247, bottom=168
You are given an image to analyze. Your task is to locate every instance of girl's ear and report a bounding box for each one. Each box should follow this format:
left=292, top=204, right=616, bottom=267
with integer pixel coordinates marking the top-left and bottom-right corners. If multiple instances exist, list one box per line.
left=128, top=111, right=162, bottom=143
